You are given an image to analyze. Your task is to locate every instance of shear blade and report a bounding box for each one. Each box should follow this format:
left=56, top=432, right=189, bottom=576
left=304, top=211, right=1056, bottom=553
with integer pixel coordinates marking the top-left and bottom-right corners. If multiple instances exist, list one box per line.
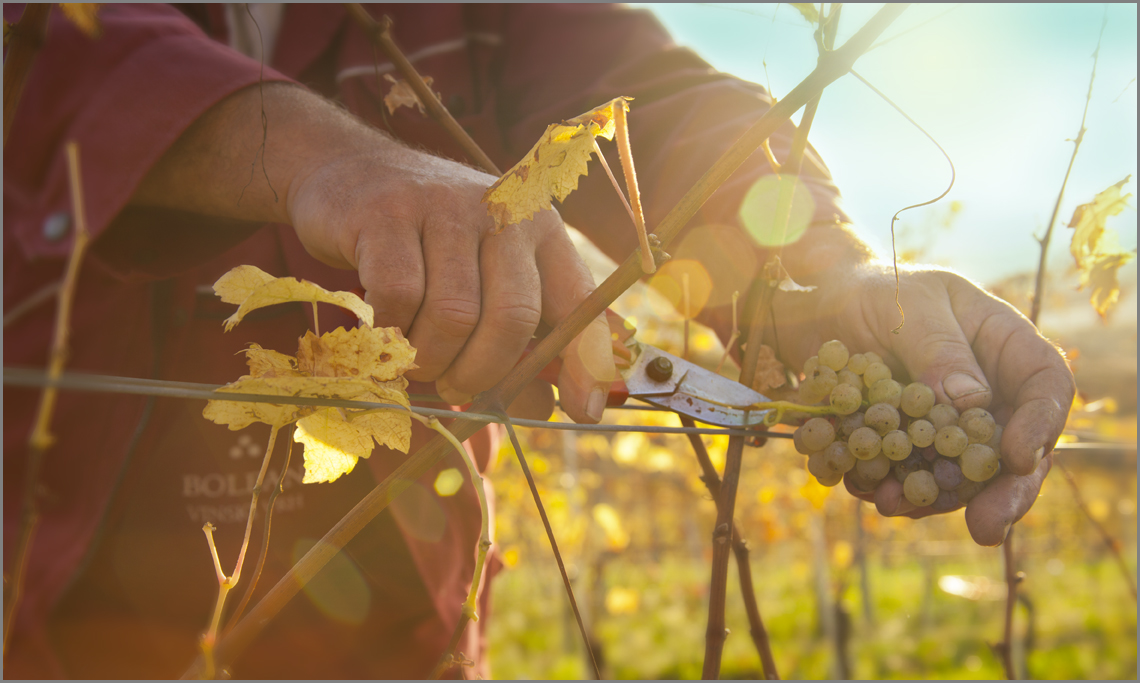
left=623, top=344, right=771, bottom=428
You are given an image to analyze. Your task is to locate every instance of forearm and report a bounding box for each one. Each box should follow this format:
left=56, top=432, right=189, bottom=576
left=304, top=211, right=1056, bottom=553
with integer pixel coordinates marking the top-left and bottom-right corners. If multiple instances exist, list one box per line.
left=131, top=83, right=392, bottom=227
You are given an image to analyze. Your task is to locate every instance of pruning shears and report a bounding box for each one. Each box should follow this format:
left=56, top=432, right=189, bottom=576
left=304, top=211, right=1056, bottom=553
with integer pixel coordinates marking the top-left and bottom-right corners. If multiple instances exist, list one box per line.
left=531, top=309, right=774, bottom=428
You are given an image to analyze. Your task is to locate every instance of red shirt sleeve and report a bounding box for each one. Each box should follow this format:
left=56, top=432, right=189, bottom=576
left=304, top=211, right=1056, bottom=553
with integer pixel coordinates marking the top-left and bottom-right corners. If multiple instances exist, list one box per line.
left=491, top=4, right=850, bottom=339
left=3, top=3, right=293, bottom=276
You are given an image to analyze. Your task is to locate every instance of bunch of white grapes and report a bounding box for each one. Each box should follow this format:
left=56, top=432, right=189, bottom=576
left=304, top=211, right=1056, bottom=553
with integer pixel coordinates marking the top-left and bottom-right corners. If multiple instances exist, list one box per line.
left=792, top=340, right=1002, bottom=510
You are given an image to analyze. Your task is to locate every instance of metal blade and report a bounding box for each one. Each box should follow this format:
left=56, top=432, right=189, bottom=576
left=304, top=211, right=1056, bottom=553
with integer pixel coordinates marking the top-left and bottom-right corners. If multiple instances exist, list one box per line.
left=622, top=344, right=771, bottom=427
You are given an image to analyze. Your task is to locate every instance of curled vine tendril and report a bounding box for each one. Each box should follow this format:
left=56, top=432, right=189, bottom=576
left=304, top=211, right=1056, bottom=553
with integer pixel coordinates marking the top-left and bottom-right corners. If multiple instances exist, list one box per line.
left=849, top=69, right=956, bottom=334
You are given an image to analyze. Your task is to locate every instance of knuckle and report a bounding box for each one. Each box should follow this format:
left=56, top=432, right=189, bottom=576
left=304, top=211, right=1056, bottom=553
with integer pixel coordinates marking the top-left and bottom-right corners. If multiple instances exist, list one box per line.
left=487, top=299, right=542, bottom=338
left=427, top=297, right=481, bottom=338
left=367, top=280, right=423, bottom=312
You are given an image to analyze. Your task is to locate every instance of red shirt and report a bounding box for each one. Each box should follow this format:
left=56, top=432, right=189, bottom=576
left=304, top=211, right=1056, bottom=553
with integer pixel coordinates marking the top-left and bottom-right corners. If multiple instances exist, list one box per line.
left=3, top=4, right=846, bottom=678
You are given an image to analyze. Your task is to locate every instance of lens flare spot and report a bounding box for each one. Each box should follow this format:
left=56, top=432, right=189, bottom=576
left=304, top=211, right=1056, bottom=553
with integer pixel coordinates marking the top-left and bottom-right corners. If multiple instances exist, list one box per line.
left=648, top=259, right=713, bottom=319
left=390, top=480, right=447, bottom=542
left=675, top=223, right=759, bottom=307
left=739, top=174, right=815, bottom=247
left=433, top=468, right=464, bottom=497
left=292, top=537, right=371, bottom=625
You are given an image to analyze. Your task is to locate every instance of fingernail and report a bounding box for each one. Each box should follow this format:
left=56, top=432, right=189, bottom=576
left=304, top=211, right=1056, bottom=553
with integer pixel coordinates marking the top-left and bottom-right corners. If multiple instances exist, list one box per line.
left=943, top=372, right=988, bottom=400
left=1001, top=522, right=1013, bottom=544
left=586, top=387, right=606, bottom=422
left=1033, top=446, right=1045, bottom=466
left=436, top=378, right=472, bottom=406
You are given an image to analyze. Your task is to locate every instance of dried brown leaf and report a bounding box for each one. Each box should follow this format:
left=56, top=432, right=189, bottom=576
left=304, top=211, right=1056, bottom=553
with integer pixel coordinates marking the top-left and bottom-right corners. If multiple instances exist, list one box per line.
left=383, top=73, right=438, bottom=116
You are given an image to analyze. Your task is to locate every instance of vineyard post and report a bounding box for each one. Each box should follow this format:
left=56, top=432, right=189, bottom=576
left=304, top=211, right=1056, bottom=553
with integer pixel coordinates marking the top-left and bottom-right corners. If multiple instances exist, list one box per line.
left=181, top=5, right=909, bottom=676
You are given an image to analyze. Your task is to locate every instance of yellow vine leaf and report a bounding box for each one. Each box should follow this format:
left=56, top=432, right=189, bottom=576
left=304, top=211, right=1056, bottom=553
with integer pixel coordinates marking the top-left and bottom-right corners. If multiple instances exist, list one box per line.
left=213, top=264, right=277, bottom=304
left=1067, top=176, right=1135, bottom=319
left=296, top=326, right=417, bottom=381
left=244, top=344, right=302, bottom=378
left=59, top=3, right=103, bottom=38
left=482, top=96, right=632, bottom=233
left=205, top=271, right=417, bottom=484
left=383, top=73, right=438, bottom=115
left=213, top=265, right=375, bottom=331
left=1083, top=251, right=1134, bottom=319
left=1068, top=175, right=1130, bottom=266
left=293, top=379, right=412, bottom=483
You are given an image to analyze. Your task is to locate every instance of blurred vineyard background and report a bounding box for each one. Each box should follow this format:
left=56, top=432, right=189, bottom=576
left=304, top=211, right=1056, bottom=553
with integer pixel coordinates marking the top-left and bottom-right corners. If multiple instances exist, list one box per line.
left=484, top=230, right=1137, bottom=679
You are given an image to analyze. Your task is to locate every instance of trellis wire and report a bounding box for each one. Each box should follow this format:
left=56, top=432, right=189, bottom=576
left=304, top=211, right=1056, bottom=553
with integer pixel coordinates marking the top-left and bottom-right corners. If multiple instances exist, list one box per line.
left=4, top=368, right=1126, bottom=451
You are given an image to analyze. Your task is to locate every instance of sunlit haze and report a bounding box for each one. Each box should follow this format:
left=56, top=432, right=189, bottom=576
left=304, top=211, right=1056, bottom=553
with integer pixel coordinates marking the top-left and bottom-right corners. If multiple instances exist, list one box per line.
left=632, top=3, right=1137, bottom=291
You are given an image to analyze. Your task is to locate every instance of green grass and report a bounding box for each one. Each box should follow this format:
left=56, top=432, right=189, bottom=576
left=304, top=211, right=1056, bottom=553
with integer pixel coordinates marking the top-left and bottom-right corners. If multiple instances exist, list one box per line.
left=487, top=552, right=1137, bottom=679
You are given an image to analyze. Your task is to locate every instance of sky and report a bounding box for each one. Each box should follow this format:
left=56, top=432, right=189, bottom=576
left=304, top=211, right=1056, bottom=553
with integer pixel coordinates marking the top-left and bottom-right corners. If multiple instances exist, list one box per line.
left=630, top=3, right=1137, bottom=288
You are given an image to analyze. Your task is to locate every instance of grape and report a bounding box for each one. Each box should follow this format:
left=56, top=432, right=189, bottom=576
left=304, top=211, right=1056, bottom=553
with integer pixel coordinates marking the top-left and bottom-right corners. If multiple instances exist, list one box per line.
left=855, top=453, right=891, bottom=481
left=798, top=381, right=828, bottom=405
left=959, top=407, right=996, bottom=444
left=821, top=441, right=856, bottom=475
left=892, top=451, right=925, bottom=482
left=930, top=489, right=960, bottom=512
left=863, top=362, right=892, bottom=388
left=829, top=384, right=862, bottom=415
left=837, top=411, right=866, bottom=440
left=903, top=470, right=939, bottom=507
left=848, top=427, right=882, bottom=460
left=933, top=458, right=965, bottom=490
left=881, top=430, right=913, bottom=461
left=934, top=425, right=969, bottom=457
left=800, top=417, right=836, bottom=451
left=807, top=451, right=830, bottom=479
left=919, top=445, right=940, bottom=462
left=816, top=470, right=844, bottom=487
left=868, top=379, right=903, bottom=408
left=792, top=428, right=811, bottom=455
left=907, top=419, right=936, bottom=448
left=960, top=443, right=999, bottom=482
left=927, top=403, right=960, bottom=431
left=803, top=355, right=820, bottom=376
left=837, top=368, right=862, bottom=389
left=900, top=382, right=936, bottom=418
left=986, top=423, right=1003, bottom=453
left=864, top=403, right=900, bottom=435
left=846, top=353, right=869, bottom=375
left=811, top=366, right=839, bottom=394
left=863, top=351, right=884, bottom=366
left=818, top=340, right=850, bottom=372
left=955, top=479, right=986, bottom=504
left=846, top=469, right=878, bottom=493
left=800, top=366, right=839, bottom=404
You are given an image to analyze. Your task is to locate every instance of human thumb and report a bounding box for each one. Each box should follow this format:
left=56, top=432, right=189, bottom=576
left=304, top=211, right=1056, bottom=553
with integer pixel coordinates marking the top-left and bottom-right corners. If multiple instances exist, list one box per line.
left=887, top=293, right=992, bottom=412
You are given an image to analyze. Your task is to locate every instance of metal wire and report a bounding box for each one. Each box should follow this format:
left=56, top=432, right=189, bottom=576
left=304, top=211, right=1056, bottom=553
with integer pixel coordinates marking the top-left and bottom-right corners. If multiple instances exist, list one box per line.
left=4, top=367, right=1132, bottom=449
left=2, top=368, right=787, bottom=439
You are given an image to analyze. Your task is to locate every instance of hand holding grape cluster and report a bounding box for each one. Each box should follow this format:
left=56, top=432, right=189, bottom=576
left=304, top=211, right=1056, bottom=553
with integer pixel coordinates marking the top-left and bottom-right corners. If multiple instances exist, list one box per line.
left=792, top=339, right=1009, bottom=517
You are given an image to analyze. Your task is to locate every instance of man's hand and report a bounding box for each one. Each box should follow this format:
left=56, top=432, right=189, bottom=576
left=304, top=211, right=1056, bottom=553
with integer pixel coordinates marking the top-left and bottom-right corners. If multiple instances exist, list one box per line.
left=134, top=83, right=614, bottom=422
left=770, top=238, right=1075, bottom=546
